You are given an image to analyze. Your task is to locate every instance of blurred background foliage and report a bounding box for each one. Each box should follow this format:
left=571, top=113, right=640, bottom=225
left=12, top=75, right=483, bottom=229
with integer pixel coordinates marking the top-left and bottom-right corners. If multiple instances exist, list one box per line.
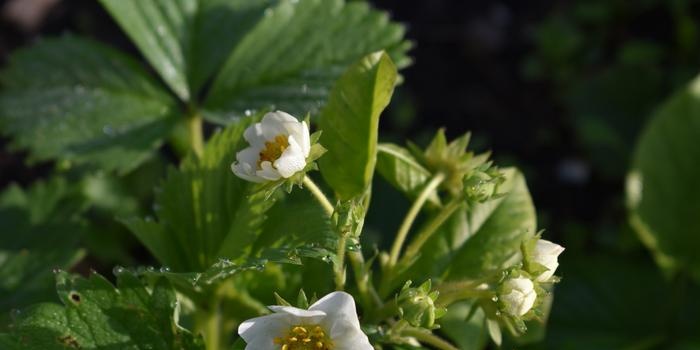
left=1, top=0, right=699, bottom=349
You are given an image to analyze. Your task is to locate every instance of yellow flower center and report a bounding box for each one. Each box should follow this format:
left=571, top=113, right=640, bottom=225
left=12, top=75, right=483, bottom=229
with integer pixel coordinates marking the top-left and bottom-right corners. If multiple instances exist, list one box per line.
left=259, top=134, right=289, bottom=166
left=274, top=324, right=334, bottom=350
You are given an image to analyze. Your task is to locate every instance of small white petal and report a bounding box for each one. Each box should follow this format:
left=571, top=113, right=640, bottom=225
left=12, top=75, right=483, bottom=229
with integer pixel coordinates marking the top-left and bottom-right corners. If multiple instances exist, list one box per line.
left=282, top=119, right=311, bottom=157
left=243, top=123, right=267, bottom=149
left=231, top=162, right=264, bottom=183
left=273, top=135, right=306, bottom=178
left=532, top=239, right=564, bottom=282
left=256, top=161, right=281, bottom=181
left=260, top=112, right=290, bottom=140
left=310, top=292, right=372, bottom=349
left=268, top=305, right=326, bottom=320
left=238, top=313, right=290, bottom=350
left=501, top=278, right=537, bottom=316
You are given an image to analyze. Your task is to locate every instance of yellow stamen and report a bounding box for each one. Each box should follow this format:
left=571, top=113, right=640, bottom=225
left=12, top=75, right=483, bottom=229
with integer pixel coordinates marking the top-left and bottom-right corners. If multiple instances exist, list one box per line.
left=276, top=324, right=334, bottom=350
left=259, top=134, right=289, bottom=166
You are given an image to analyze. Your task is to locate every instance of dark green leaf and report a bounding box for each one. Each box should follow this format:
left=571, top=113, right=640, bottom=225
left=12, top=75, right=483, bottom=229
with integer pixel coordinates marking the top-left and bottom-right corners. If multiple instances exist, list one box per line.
left=529, top=255, right=700, bottom=349
left=318, top=52, right=398, bottom=200
left=205, top=0, right=409, bottom=119
left=0, top=179, right=85, bottom=316
left=0, top=35, right=177, bottom=173
left=376, top=143, right=440, bottom=205
left=100, top=0, right=274, bottom=99
left=626, top=75, right=700, bottom=281
left=5, top=271, right=204, bottom=349
left=253, top=189, right=337, bottom=264
left=122, top=118, right=275, bottom=272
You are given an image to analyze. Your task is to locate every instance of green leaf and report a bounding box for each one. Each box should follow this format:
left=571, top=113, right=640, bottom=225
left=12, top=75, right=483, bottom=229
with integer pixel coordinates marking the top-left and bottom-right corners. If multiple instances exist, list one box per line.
left=122, top=118, right=275, bottom=272
left=626, top=75, right=700, bottom=281
left=447, top=169, right=536, bottom=280
left=532, top=254, right=700, bottom=349
left=376, top=143, right=440, bottom=205
left=205, top=0, right=409, bottom=119
left=99, top=0, right=275, bottom=100
left=5, top=271, right=204, bottom=349
left=439, top=301, right=488, bottom=350
left=0, top=35, right=177, bottom=173
left=402, top=168, right=536, bottom=282
left=114, top=259, right=265, bottom=304
left=253, top=189, right=337, bottom=264
left=318, top=52, right=398, bottom=200
left=0, top=179, right=85, bottom=316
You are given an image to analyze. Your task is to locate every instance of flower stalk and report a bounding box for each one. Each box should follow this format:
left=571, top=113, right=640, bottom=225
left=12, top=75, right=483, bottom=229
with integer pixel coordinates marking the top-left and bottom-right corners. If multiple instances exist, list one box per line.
left=388, top=172, right=445, bottom=267
left=187, top=113, right=205, bottom=159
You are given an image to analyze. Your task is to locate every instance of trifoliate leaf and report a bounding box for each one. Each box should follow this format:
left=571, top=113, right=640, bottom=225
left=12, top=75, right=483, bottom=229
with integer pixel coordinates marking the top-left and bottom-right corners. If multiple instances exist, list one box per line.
left=99, top=0, right=275, bottom=100
left=205, top=0, right=409, bottom=120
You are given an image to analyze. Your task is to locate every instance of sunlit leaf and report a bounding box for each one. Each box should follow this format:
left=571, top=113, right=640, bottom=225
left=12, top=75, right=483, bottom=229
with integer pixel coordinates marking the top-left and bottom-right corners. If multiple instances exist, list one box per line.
left=376, top=143, right=440, bottom=205
left=205, top=0, right=409, bottom=119
left=319, top=52, right=398, bottom=200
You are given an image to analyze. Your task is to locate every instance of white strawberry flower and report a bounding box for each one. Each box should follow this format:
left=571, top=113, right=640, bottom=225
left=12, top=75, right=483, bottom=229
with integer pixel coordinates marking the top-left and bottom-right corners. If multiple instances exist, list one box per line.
left=531, top=239, right=564, bottom=282
left=232, top=111, right=311, bottom=182
left=500, top=277, right=537, bottom=317
left=238, top=291, right=372, bottom=350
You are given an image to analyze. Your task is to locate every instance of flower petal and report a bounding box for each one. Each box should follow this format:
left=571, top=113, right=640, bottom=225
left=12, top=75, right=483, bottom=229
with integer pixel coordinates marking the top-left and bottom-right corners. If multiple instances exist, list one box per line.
left=281, top=119, right=311, bottom=157
left=268, top=305, right=326, bottom=320
left=310, top=291, right=369, bottom=347
left=232, top=162, right=264, bottom=183
left=256, top=161, right=281, bottom=181
left=238, top=313, right=290, bottom=350
left=273, top=135, right=306, bottom=178
left=243, top=123, right=268, bottom=148
left=260, top=111, right=292, bottom=140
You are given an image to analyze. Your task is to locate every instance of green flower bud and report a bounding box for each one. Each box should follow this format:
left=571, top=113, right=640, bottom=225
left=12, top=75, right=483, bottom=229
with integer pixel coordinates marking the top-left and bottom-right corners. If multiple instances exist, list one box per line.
left=396, top=280, right=446, bottom=329
left=463, top=167, right=503, bottom=202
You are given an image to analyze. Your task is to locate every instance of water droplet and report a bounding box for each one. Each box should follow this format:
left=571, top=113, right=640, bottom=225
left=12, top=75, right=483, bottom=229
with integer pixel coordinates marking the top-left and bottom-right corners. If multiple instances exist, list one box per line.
left=159, top=266, right=171, bottom=273
left=52, top=268, right=62, bottom=274
left=494, top=310, right=501, bottom=316
left=102, top=125, right=115, bottom=136
left=491, top=296, right=499, bottom=302
left=322, top=255, right=332, bottom=263
left=244, top=109, right=253, bottom=116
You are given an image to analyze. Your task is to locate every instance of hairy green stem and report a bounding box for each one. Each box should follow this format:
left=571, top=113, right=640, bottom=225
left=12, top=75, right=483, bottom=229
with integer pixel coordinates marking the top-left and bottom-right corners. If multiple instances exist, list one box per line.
left=388, top=172, right=445, bottom=267
left=302, top=176, right=348, bottom=290
left=400, top=195, right=465, bottom=267
left=188, top=113, right=205, bottom=158
left=402, top=328, right=459, bottom=350
left=438, top=281, right=494, bottom=306
left=303, top=176, right=335, bottom=215
left=194, top=295, right=222, bottom=350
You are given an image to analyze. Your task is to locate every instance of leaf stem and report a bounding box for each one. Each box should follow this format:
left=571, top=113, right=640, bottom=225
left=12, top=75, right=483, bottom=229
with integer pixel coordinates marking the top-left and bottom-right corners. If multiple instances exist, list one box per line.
left=402, top=328, right=459, bottom=350
left=194, top=294, right=222, bottom=350
left=188, top=113, right=205, bottom=158
left=302, top=176, right=348, bottom=290
left=388, top=172, right=445, bottom=267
